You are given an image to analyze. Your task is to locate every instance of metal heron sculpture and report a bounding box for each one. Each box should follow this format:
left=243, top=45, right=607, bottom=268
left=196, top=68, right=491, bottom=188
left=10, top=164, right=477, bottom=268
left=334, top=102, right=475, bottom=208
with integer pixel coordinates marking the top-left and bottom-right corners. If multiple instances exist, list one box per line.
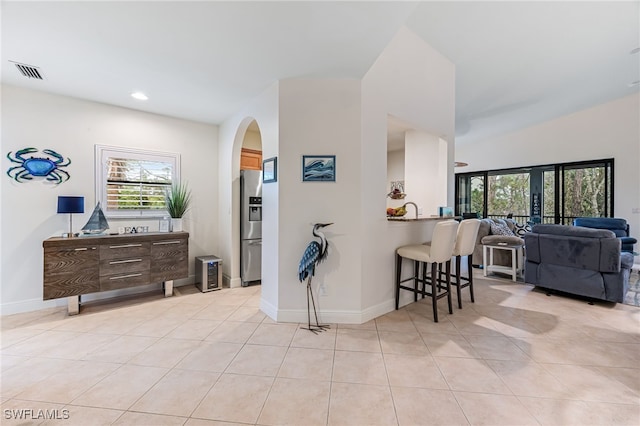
left=298, top=222, right=333, bottom=333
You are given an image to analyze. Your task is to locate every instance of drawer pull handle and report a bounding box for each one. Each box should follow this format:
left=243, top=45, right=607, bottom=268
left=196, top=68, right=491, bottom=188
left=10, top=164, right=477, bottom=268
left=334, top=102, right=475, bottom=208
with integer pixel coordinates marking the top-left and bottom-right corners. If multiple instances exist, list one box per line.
left=153, top=241, right=181, bottom=245
left=109, top=259, right=143, bottom=265
left=74, top=248, right=88, bottom=251
left=109, top=244, right=142, bottom=249
left=110, top=273, right=142, bottom=280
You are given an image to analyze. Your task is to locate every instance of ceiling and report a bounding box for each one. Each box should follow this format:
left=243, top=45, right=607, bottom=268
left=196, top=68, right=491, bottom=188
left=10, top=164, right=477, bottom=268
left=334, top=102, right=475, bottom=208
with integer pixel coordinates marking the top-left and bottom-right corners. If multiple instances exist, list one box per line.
left=2, top=1, right=638, bottom=145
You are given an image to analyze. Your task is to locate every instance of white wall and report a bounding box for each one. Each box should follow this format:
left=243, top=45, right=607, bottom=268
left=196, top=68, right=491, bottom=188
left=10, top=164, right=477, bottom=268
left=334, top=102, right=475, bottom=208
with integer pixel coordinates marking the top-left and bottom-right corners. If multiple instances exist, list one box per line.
left=217, top=83, right=279, bottom=314
left=456, top=94, right=640, bottom=241
left=386, top=148, right=405, bottom=210
left=242, top=129, right=262, bottom=151
left=1, top=85, right=218, bottom=314
left=361, top=26, right=455, bottom=314
left=404, top=130, right=447, bottom=217
left=276, top=79, right=363, bottom=322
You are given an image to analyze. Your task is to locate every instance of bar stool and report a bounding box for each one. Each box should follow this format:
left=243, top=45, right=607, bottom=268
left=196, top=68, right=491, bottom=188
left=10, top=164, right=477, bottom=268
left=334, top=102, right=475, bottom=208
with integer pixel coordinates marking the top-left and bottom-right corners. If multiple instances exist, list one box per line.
left=395, top=220, right=459, bottom=322
left=451, top=219, right=481, bottom=309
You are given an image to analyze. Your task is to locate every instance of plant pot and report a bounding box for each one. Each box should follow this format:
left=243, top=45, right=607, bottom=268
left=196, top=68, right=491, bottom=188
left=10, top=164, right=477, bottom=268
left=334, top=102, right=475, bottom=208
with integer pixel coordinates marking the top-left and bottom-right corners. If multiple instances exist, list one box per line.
left=171, top=218, right=183, bottom=232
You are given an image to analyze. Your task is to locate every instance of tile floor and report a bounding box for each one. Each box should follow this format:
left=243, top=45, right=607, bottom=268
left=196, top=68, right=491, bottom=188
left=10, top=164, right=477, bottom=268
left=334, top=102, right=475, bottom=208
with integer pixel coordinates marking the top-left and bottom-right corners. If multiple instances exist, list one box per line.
left=1, top=271, right=639, bottom=425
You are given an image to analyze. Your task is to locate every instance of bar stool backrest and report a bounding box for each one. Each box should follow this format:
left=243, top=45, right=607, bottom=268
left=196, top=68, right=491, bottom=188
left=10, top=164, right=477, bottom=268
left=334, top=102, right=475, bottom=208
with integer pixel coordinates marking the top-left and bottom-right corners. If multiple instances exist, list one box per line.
left=430, top=220, right=459, bottom=263
left=453, top=219, right=481, bottom=257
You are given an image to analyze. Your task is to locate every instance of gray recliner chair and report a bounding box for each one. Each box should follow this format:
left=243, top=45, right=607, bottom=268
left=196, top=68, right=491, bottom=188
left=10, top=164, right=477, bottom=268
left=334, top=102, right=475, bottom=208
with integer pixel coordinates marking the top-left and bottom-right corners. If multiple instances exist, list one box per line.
left=524, top=224, right=633, bottom=303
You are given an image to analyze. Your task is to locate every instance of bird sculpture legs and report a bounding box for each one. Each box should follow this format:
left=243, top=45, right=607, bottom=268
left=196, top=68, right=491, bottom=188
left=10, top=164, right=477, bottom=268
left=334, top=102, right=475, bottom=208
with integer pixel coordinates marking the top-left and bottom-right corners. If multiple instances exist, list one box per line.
left=301, top=275, right=330, bottom=334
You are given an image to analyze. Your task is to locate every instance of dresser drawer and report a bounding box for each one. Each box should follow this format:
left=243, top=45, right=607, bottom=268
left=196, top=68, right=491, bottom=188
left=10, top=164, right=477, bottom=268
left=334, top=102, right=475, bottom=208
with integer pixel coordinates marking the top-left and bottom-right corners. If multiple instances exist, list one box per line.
left=100, top=272, right=150, bottom=291
left=44, top=246, right=99, bottom=274
left=44, top=270, right=100, bottom=300
left=151, top=238, right=187, bottom=259
left=100, top=257, right=150, bottom=277
left=151, top=258, right=188, bottom=282
left=100, top=242, right=150, bottom=260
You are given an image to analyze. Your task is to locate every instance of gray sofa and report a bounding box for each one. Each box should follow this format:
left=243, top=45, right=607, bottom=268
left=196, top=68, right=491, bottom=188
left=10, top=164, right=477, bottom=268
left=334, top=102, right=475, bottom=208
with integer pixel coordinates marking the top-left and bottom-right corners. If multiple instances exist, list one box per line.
left=524, top=224, right=633, bottom=303
left=472, top=218, right=524, bottom=267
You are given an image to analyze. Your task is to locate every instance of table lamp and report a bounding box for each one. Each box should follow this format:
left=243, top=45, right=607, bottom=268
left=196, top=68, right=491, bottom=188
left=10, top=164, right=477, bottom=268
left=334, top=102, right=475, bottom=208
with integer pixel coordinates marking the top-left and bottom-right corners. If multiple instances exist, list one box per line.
left=57, top=196, right=84, bottom=237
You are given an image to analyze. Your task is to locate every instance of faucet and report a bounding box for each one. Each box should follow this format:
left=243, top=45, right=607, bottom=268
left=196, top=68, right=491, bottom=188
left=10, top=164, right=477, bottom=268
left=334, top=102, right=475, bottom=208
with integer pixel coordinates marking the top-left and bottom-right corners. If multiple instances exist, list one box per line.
left=403, top=202, right=418, bottom=219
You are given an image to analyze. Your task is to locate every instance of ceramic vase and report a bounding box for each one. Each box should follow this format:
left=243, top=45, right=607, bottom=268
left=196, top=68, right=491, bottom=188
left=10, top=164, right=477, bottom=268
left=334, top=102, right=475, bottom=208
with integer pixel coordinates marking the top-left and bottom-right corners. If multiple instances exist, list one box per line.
left=171, top=218, right=183, bottom=232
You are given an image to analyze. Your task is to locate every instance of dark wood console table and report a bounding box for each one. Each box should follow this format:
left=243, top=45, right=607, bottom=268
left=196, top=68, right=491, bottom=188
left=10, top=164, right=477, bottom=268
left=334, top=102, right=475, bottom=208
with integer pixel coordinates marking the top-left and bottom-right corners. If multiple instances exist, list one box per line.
left=43, top=232, right=189, bottom=314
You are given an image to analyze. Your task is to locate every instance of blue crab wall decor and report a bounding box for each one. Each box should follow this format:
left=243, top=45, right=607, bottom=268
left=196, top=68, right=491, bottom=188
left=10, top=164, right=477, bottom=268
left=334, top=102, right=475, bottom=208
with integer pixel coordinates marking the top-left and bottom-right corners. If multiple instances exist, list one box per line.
left=6, top=148, right=71, bottom=184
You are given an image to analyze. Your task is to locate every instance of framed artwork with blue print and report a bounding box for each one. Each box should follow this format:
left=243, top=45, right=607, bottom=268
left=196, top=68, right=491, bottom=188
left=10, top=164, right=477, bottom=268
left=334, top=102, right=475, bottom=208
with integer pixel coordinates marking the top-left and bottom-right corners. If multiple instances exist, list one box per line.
left=302, top=155, right=335, bottom=182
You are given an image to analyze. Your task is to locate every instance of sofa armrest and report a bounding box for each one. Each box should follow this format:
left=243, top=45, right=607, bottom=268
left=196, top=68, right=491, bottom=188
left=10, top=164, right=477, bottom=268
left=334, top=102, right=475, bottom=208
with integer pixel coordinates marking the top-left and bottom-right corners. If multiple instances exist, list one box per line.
left=599, top=237, right=622, bottom=273
left=620, top=252, right=634, bottom=269
left=524, top=233, right=540, bottom=263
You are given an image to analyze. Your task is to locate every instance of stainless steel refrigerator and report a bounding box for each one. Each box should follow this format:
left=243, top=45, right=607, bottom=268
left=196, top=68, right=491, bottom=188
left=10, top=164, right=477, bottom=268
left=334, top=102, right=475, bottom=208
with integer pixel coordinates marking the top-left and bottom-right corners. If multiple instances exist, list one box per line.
left=240, top=170, right=262, bottom=286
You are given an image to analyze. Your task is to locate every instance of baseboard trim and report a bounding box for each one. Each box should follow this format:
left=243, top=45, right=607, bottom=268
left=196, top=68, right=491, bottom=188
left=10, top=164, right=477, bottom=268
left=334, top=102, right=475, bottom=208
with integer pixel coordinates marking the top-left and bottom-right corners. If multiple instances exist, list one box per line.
left=2, top=276, right=195, bottom=316
left=266, top=298, right=396, bottom=325
left=1, top=298, right=64, bottom=316
left=229, top=277, right=242, bottom=288
left=260, top=297, right=278, bottom=321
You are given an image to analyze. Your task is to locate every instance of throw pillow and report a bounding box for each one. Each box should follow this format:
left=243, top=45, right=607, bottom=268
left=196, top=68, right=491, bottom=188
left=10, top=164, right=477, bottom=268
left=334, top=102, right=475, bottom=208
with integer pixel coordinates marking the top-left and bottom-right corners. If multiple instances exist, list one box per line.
left=490, top=221, right=515, bottom=237
left=514, top=223, right=532, bottom=237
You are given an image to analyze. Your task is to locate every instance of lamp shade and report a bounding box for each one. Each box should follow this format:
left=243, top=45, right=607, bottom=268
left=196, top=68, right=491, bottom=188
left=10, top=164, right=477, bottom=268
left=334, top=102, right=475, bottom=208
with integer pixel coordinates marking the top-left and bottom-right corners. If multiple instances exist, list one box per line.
left=57, top=196, right=84, bottom=214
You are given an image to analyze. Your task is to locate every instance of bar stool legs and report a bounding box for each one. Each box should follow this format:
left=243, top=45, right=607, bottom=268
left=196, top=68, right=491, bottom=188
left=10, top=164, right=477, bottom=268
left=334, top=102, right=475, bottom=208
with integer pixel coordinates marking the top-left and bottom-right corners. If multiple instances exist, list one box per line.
left=395, top=255, right=453, bottom=323
left=452, top=255, right=474, bottom=309
left=395, top=220, right=460, bottom=323
left=450, top=219, right=481, bottom=309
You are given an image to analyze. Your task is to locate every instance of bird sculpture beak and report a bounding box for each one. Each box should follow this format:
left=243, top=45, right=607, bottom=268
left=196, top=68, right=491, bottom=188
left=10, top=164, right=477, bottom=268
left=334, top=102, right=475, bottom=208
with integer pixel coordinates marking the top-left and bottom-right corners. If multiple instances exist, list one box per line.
left=320, top=223, right=333, bottom=227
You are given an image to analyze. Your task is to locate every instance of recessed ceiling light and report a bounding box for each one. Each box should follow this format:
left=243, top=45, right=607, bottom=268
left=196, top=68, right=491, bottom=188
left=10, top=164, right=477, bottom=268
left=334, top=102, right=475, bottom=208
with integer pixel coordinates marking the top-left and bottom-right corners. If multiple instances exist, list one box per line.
left=131, top=92, right=148, bottom=101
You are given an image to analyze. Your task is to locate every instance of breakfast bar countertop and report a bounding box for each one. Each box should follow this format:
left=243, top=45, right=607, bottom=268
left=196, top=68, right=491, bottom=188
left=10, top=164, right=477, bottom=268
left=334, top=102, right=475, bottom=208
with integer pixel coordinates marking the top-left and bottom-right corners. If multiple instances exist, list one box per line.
left=387, top=216, right=460, bottom=222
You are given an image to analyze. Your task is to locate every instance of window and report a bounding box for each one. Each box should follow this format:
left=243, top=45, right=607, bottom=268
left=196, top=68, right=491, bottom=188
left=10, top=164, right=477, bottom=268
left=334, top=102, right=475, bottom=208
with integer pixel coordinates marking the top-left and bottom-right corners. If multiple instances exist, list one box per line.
left=455, top=173, right=485, bottom=217
left=487, top=171, right=530, bottom=219
left=95, top=145, right=180, bottom=217
left=559, top=160, right=612, bottom=224
left=455, top=159, right=614, bottom=225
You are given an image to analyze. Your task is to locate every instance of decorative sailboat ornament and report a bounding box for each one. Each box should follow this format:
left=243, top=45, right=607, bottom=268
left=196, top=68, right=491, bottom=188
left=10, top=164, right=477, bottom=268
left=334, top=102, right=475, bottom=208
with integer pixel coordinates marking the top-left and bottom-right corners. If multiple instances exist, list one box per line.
left=81, top=202, right=110, bottom=235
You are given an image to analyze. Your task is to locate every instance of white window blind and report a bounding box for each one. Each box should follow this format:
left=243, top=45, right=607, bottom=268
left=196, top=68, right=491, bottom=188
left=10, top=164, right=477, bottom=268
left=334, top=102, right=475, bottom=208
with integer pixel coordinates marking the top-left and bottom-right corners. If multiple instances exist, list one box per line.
left=96, top=145, right=180, bottom=217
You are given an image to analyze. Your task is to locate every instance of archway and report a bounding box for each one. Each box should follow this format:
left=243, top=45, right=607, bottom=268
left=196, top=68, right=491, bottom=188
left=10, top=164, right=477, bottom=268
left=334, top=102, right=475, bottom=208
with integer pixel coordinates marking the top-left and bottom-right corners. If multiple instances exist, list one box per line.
left=230, top=117, right=263, bottom=289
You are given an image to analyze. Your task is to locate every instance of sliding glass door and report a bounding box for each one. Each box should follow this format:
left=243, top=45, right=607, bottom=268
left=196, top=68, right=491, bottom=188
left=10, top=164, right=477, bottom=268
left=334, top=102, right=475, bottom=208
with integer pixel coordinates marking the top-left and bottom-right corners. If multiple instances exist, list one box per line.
left=455, top=159, right=614, bottom=224
left=559, top=160, right=613, bottom=224
left=455, top=173, right=485, bottom=217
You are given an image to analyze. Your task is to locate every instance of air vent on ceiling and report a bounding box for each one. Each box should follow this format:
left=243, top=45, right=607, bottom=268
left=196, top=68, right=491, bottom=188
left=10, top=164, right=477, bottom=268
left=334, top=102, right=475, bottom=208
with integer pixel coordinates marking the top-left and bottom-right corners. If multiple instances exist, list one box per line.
left=10, top=61, right=44, bottom=80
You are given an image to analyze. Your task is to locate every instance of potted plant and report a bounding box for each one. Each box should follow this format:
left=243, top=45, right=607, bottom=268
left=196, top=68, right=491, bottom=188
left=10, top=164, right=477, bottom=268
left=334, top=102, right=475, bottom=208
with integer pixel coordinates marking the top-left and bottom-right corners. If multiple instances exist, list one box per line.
left=165, top=181, right=192, bottom=232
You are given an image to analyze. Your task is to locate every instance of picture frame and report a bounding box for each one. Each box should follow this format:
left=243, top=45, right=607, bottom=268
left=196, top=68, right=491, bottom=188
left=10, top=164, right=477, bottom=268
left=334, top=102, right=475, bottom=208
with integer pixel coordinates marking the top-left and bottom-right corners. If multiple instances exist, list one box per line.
left=438, top=206, right=454, bottom=217
left=158, top=217, right=170, bottom=232
left=262, top=156, right=277, bottom=183
left=302, top=155, right=336, bottom=182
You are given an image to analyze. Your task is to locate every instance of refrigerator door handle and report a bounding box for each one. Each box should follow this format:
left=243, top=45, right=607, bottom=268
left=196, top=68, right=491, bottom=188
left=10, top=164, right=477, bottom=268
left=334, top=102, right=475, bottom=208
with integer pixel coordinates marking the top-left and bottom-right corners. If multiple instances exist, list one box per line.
left=248, top=240, right=262, bottom=246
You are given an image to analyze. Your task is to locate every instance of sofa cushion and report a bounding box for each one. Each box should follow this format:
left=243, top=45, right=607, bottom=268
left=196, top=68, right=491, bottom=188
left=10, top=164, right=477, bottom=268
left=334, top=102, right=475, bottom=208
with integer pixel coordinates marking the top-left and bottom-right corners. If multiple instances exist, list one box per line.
left=481, top=235, right=524, bottom=246
left=490, top=221, right=515, bottom=236
left=514, top=223, right=531, bottom=237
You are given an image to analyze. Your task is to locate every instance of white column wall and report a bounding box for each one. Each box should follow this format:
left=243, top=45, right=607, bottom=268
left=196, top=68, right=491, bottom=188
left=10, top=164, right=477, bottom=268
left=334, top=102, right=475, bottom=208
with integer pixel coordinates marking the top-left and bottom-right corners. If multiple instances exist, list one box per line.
left=360, top=27, right=455, bottom=313
left=275, top=79, right=363, bottom=322
left=456, top=94, right=640, bottom=241
left=1, top=85, right=218, bottom=314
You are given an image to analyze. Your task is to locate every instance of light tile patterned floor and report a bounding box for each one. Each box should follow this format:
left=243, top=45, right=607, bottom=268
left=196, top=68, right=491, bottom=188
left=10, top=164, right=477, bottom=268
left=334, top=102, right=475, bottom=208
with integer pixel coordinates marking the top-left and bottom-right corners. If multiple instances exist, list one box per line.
left=1, top=271, right=639, bottom=425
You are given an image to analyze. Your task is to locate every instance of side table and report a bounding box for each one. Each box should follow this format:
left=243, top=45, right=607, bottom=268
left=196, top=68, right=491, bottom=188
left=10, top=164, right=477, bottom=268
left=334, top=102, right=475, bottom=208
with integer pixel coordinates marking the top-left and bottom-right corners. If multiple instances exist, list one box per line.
left=483, top=242, right=524, bottom=282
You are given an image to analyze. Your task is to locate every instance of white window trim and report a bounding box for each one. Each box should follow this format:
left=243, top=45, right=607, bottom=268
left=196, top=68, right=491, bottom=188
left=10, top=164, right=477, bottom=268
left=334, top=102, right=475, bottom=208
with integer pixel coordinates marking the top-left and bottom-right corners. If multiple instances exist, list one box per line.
left=95, top=145, right=181, bottom=218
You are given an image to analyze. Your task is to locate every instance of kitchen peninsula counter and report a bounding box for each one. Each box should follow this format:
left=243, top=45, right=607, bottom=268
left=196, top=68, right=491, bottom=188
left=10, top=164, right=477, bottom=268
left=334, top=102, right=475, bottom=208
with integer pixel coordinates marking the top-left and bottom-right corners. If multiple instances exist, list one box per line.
left=387, top=216, right=460, bottom=222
